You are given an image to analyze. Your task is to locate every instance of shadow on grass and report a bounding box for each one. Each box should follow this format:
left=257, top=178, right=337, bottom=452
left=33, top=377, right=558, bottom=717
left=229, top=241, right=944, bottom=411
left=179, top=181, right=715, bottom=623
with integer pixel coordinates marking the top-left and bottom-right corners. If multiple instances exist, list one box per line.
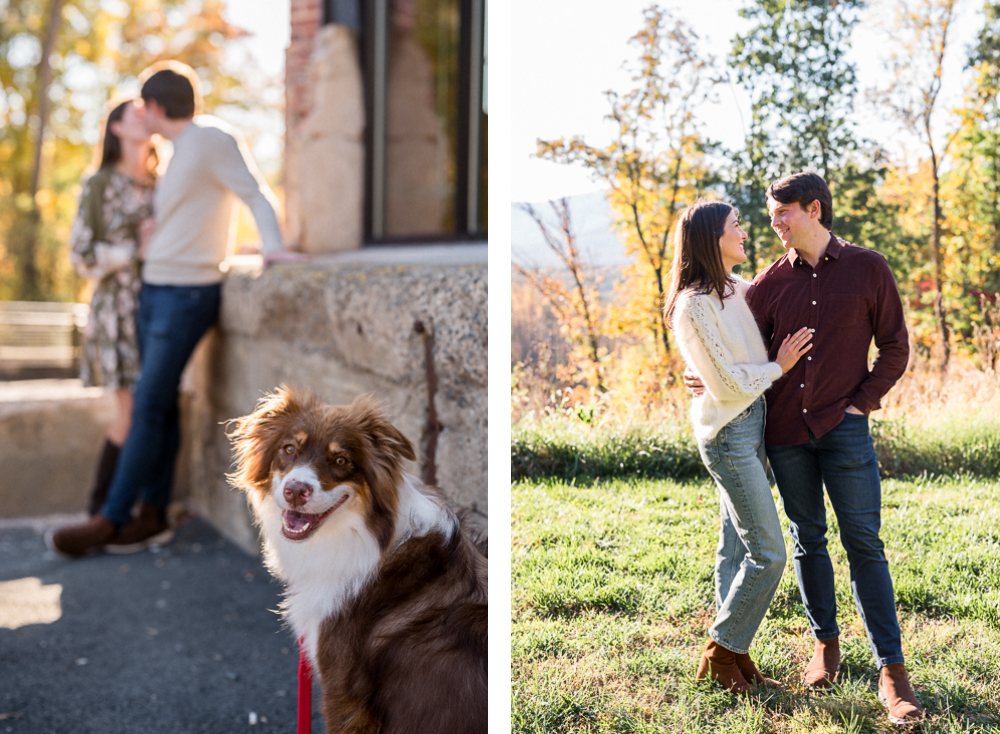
left=528, top=591, right=645, bottom=620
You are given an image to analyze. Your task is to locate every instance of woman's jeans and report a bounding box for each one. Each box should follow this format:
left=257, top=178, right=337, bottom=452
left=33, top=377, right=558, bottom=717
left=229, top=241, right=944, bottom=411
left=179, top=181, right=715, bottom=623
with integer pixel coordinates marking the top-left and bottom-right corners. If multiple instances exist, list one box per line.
left=766, top=412, right=904, bottom=668
left=100, top=283, right=222, bottom=528
left=697, top=397, right=786, bottom=654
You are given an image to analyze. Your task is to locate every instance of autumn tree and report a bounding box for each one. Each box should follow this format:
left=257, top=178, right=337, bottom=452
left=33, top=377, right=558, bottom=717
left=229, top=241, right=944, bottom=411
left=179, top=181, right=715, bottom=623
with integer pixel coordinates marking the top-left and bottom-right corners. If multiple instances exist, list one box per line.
left=728, top=0, right=865, bottom=271
left=512, top=199, right=607, bottom=392
left=927, top=0, right=1000, bottom=356
left=953, top=0, right=1000, bottom=262
left=870, top=0, right=961, bottom=369
left=0, top=0, right=260, bottom=302
left=536, top=4, right=719, bottom=386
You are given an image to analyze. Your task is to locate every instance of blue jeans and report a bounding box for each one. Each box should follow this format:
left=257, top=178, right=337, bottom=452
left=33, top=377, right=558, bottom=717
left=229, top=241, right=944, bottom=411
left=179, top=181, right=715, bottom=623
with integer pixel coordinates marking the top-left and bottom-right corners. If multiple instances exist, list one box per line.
left=766, top=413, right=904, bottom=668
left=697, top=397, right=787, bottom=654
left=100, top=283, right=222, bottom=528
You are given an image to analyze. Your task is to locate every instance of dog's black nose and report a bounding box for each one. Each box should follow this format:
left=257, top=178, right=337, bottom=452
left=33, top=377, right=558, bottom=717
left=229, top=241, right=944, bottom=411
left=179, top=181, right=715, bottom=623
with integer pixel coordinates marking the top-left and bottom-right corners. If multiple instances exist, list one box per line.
left=283, top=479, right=313, bottom=509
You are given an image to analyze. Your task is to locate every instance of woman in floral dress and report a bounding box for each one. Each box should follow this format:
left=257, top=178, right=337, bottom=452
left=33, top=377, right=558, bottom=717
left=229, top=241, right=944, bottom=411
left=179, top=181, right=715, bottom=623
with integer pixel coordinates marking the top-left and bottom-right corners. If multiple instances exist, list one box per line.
left=69, top=98, right=157, bottom=516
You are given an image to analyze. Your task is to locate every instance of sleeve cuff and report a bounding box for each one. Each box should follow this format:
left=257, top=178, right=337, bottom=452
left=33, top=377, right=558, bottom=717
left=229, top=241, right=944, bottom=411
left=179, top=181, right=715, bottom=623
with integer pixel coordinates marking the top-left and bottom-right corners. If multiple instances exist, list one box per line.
left=850, top=396, right=880, bottom=415
left=95, top=243, right=135, bottom=274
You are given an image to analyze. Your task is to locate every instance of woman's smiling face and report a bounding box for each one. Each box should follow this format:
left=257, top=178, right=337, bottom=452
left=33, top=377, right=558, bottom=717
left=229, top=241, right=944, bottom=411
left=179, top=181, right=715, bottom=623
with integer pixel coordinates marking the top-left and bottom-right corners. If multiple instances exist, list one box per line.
left=718, top=210, right=747, bottom=271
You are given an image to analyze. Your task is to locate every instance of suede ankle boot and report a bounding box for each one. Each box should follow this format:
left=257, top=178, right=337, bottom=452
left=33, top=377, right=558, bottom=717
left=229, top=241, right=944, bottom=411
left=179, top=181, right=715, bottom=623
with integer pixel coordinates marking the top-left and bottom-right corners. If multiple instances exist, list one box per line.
left=804, top=636, right=840, bottom=688
left=878, top=663, right=924, bottom=725
left=87, top=439, right=120, bottom=516
left=734, top=652, right=780, bottom=689
left=105, top=503, right=174, bottom=554
left=45, top=515, right=117, bottom=558
left=696, top=640, right=752, bottom=694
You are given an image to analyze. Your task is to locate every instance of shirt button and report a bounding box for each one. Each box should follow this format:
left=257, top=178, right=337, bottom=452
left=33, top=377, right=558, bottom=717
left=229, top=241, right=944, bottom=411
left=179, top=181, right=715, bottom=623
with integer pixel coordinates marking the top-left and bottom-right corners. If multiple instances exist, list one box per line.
left=800, top=384, right=805, bottom=388
left=803, top=409, right=808, bottom=413
left=807, top=356, right=812, bottom=361
left=812, top=301, right=816, bottom=305
left=813, top=274, right=817, bottom=278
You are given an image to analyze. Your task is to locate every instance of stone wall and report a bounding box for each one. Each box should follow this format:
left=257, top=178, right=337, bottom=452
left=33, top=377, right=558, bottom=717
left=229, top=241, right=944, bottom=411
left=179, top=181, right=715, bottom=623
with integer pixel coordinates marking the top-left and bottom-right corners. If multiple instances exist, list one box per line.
left=176, top=245, right=488, bottom=554
left=0, top=381, right=115, bottom=518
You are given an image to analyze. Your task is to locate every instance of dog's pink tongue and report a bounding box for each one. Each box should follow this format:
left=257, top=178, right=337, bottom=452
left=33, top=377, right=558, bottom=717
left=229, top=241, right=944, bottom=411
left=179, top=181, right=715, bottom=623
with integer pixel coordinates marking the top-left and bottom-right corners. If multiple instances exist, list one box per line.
left=283, top=511, right=311, bottom=531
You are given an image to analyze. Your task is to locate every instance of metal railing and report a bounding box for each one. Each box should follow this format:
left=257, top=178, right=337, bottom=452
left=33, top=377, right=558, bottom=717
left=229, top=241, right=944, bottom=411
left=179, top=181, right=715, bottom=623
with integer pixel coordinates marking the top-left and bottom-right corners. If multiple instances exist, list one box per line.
left=0, top=301, right=89, bottom=380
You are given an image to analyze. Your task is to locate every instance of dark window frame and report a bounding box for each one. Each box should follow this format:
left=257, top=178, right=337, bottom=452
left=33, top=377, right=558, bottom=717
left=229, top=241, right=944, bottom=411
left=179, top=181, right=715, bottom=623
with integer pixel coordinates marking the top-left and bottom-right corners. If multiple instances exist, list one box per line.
left=324, top=0, right=486, bottom=244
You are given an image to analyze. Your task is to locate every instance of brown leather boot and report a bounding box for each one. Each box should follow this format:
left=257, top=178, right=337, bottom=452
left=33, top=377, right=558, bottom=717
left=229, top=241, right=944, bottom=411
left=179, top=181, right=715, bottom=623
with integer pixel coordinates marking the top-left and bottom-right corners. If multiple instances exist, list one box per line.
left=45, top=515, right=117, bottom=558
left=878, top=663, right=924, bottom=725
left=804, top=636, right=840, bottom=688
left=734, top=652, right=780, bottom=689
left=105, top=503, right=174, bottom=555
left=696, top=640, right=752, bottom=694
left=86, top=439, right=120, bottom=516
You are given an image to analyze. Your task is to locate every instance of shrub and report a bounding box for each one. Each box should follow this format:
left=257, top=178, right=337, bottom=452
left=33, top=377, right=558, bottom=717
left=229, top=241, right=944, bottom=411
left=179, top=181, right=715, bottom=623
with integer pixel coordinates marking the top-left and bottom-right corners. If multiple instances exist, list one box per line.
left=513, top=413, right=1000, bottom=482
left=511, top=422, right=706, bottom=483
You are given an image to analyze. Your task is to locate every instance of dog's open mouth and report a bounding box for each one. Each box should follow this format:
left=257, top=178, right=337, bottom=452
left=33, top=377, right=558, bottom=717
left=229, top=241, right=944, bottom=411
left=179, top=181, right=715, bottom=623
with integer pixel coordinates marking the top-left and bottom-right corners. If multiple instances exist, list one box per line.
left=281, top=494, right=348, bottom=541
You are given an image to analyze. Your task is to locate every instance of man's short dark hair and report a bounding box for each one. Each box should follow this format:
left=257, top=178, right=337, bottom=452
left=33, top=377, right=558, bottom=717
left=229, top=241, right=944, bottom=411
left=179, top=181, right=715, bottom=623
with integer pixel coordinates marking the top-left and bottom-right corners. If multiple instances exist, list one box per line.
left=139, top=61, right=200, bottom=119
left=766, top=172, right=833, bottom=230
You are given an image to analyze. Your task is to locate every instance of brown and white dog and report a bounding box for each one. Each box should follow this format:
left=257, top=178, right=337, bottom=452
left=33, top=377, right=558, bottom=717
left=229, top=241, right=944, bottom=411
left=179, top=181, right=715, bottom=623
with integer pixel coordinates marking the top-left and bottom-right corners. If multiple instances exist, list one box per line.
left=228, top=387, right=487, bottom=734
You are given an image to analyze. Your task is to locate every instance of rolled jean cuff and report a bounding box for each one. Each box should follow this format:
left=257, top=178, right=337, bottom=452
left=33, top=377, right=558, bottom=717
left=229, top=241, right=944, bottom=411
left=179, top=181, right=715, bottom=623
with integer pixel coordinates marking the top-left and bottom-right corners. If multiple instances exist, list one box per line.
left=708, top=630, right=748, bottom=656
left=876, top=654, right=905, bottom=670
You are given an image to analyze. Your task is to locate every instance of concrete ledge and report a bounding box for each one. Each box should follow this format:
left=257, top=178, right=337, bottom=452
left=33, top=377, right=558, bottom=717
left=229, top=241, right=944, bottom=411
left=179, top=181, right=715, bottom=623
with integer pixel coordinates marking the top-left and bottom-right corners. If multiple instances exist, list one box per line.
left=0, top=246, right=489, bottom=551
left=180, top=246, right=488, bottom=553
left=0, top=380, right=115, bottom=517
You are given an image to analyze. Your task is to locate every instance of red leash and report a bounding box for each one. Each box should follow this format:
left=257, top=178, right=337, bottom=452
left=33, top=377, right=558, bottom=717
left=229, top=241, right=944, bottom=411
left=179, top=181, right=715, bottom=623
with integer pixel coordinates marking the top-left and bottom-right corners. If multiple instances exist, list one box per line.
left=297, top=637, right=313, bottom=734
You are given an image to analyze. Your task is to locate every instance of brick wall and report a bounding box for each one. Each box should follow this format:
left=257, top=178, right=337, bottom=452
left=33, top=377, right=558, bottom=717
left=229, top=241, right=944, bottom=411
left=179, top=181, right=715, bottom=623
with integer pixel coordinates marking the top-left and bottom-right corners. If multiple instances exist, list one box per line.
left=286, top=0, right=323, bottom=140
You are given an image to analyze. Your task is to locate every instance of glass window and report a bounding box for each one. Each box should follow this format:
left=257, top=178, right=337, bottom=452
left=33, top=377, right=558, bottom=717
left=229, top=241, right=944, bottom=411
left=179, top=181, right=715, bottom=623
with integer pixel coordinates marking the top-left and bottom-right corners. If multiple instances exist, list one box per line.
left=348, top=0, right=486, bottom=241
left=384, top=0, right=460, bottom=237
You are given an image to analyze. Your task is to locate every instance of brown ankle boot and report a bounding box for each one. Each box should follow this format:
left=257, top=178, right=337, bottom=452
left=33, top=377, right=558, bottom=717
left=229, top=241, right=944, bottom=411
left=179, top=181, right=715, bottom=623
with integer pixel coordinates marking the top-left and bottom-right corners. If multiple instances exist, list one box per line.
left=87, top=439, right=120, bottom=516
left=105, top=504, right=174, bottom=555
left=696, top=640, right=752, bottom=694
left=45, top=515, right=117, bottom=558
left=804, top=636, right=840, bottom=688
left=734, top=652, right=780, bottom=689
left=878, top=663, right=924, bottom=724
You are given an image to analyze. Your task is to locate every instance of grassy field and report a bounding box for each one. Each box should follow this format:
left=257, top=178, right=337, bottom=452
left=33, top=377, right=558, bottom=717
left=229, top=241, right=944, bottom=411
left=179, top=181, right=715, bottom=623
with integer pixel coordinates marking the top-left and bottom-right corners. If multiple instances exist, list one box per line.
left=511, top=474, right=1000, bottom=733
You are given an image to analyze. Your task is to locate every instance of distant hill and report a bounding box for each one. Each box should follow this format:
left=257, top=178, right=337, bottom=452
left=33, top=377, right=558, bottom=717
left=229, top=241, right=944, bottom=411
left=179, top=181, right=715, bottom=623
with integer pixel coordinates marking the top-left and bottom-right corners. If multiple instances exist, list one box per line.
left=511, top=190, right=632, bottom=269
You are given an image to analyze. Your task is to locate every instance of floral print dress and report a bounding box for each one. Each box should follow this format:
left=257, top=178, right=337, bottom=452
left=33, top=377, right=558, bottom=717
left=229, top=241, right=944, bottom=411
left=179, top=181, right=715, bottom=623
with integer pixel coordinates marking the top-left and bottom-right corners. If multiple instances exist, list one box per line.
left=69, top=168, right=154, bottom=390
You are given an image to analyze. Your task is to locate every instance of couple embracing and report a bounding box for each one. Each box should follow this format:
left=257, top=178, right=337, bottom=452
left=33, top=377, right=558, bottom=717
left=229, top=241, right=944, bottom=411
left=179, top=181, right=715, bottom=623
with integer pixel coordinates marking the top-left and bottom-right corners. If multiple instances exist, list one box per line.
left=664, top=173, right=923, bottom=726
left=49, top=61, right=303, bottom=558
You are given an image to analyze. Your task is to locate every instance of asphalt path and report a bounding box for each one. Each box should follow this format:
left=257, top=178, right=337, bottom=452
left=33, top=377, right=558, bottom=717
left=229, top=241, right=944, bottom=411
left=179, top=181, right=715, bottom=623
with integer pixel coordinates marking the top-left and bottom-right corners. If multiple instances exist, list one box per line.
left=0, top=514, right=324, bottom=734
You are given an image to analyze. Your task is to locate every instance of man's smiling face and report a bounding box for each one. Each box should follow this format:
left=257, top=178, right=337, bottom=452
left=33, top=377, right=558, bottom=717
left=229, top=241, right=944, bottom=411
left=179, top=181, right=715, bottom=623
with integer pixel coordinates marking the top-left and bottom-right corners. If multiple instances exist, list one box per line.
left=767, top=197, right=818, bottom=251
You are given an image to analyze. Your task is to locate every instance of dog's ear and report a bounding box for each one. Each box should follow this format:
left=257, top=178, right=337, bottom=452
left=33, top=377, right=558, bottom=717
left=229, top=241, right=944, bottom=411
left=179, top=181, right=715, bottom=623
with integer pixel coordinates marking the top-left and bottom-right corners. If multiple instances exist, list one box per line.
left=350, top=395, right=417, bottom=463
left=348, top=396, right=415, bottom=550
left=228, top=385, right=303, bottom=490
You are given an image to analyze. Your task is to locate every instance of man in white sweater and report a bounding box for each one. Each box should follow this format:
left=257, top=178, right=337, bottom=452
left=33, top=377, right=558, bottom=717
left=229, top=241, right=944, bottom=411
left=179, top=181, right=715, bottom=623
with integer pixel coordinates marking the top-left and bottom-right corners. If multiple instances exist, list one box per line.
left=50, top=61, right=304, bottom=556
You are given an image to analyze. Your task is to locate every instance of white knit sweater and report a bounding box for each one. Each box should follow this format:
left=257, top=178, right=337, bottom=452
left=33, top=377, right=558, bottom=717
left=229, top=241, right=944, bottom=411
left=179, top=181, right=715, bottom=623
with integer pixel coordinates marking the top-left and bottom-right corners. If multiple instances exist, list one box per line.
left=143, top=116, right=284, bottom=285
left=672, top=278, right=784, bottom=441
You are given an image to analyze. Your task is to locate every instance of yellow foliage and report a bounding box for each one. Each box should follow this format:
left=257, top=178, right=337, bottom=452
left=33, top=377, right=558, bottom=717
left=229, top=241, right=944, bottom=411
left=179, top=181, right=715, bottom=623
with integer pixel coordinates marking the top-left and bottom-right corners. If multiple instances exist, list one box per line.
left=535, top=6, right=719, bottom=384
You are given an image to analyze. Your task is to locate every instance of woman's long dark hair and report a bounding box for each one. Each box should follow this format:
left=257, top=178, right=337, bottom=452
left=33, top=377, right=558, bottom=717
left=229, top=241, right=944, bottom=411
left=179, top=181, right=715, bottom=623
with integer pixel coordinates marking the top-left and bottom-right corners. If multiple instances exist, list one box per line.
left=97, top=99, right=158, bottom=177
left=663, top=200, right=738, bottom=327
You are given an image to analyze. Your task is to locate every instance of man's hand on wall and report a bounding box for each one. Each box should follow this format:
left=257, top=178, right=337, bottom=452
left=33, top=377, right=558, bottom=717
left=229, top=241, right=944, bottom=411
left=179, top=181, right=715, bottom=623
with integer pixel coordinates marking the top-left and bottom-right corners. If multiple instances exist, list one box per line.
left=264, top=250, right=311, bottom=268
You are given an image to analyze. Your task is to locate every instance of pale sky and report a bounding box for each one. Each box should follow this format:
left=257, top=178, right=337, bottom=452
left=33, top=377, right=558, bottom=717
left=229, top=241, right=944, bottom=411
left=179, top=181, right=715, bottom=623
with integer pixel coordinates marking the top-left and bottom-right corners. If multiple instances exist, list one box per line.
left=218, top=1, right=290, bottom=175
left=510, top=0, right=986, bottom=203
left=216, top=0, right=985, bottom=204
left=223, top=0, right=290, bottom=79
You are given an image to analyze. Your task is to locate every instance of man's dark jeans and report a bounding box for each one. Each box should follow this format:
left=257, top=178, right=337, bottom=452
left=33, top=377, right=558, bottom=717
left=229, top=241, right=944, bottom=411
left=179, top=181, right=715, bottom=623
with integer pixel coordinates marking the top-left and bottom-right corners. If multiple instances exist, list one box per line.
left=766, top=412, right=904, bottom=668
left=101, top=283, right=222, bottom=528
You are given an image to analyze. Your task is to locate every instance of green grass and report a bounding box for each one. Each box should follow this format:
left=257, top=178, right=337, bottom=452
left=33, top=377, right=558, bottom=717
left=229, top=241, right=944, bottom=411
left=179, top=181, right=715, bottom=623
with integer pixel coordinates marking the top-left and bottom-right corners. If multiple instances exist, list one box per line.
left=512, top=475, right=1000, bottom=733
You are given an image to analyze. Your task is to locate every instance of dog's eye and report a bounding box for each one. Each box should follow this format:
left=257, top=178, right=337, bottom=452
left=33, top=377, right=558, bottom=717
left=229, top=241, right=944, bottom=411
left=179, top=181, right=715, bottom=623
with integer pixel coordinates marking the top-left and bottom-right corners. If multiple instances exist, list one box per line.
left=334, top=457, right=347, bottom=466
left=283, top=444, right=295, bottom=455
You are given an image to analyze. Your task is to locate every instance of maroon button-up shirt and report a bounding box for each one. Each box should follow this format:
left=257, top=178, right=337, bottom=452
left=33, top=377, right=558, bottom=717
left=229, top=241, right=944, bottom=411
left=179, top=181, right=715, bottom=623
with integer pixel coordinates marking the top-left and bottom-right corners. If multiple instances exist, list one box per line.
left=745, top=234, right=909, bottom=446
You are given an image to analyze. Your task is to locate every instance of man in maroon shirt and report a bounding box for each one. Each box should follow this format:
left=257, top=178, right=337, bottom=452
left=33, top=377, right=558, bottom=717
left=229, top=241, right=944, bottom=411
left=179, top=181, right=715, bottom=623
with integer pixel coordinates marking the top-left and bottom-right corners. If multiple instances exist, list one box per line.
left=690, top=172, right=923, bottom=724
left=754, top=173, right=921, bottom=724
